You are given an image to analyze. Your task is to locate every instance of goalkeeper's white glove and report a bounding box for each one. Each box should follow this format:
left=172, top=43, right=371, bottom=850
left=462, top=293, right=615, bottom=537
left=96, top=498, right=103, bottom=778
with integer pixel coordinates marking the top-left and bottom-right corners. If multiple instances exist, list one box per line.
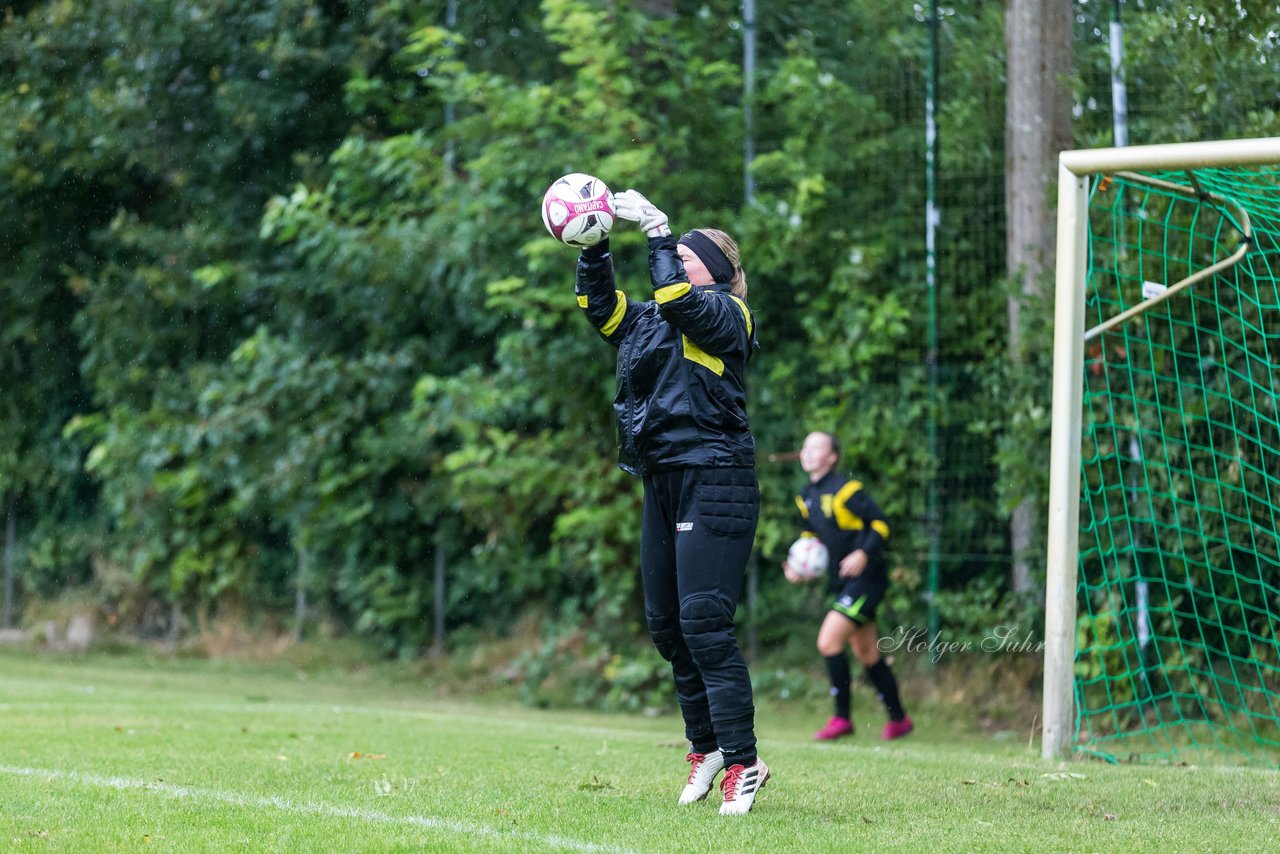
left=613, top=189, right=671, bottom=237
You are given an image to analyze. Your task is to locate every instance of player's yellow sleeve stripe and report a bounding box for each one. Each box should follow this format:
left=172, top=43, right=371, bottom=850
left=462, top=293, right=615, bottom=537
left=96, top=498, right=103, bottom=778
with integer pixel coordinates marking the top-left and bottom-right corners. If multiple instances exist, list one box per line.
left=871, top=519, right=890, bottom=540
left=577, top=295, right=588, bottom=308
left=833, top=480, right=864, bottom=531
left=655, top=283, right=691, bottom=304
left=681, top=334, right=724, bottom=376
left=600, top=290, right=627, bottom=336
left=729, top=295, right=753, bottom=336
left=795, top=496, right=809, bottom=520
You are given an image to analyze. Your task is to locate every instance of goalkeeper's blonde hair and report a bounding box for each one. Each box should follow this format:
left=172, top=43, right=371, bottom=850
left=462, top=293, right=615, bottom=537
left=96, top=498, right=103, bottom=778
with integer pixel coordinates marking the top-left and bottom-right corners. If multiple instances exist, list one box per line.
left=691, top=228, right=748, bottom=299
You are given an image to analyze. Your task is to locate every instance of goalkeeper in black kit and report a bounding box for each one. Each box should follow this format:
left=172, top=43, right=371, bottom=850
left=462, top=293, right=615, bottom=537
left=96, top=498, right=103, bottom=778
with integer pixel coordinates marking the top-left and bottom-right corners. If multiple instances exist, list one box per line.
left=783, top=430, right=913, bottom=741
left=574, top=189, right=768, bottom=815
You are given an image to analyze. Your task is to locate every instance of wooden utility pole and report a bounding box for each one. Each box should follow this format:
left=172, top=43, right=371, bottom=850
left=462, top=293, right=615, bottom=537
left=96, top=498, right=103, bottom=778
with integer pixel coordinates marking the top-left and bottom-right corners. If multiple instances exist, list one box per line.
left=3, top=495, right=14, bottom=628
left=1005, top=0, right=1073, bottom=595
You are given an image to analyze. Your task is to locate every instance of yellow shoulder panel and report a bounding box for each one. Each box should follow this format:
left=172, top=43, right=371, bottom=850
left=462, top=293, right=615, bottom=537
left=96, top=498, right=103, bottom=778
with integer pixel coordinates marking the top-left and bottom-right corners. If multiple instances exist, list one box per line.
left=681, top=334, right=724, bottom=376
left=832, top=480, right=865, bottom=531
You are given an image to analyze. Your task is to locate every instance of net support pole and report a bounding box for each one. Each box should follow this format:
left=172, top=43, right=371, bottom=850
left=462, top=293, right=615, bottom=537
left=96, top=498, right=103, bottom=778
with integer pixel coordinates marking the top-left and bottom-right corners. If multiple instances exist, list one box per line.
left=742, top=0, right=757, bottom=206
left=924, top=0, right=941, bottom=642
left=443, top=0, right=458, bottom=177
left=1042, top=159, right=1089, bottom=760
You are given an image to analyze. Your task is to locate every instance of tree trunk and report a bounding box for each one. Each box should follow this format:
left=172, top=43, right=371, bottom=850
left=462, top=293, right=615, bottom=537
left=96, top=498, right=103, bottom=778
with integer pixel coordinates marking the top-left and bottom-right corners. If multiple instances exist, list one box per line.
left=3, top=494, right=14, bottom=629
left=293, top=541, right=310, bottom=644
left=1005, top=0, right=1073, bottom=595
left=431, top=542, right=446, bottom=657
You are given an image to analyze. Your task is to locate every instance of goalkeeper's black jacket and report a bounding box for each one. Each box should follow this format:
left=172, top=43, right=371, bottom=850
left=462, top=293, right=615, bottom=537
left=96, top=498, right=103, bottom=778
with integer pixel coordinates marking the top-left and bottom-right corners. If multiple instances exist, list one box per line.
left=576, top=235, right=757, bottom=477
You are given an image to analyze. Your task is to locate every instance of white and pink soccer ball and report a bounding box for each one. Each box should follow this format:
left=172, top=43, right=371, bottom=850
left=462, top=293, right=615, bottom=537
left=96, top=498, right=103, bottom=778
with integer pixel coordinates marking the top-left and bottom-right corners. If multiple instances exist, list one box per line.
left=541, top=172, right=615, bottom=247
left=787, top=537, right=829, bottom=580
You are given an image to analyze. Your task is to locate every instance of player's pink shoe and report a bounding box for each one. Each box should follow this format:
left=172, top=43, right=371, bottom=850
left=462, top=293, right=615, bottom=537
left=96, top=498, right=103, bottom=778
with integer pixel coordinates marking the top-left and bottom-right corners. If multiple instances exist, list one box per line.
left=882, top=716, right=914, bottom=740
left=814, top=715, right=854, bottom=741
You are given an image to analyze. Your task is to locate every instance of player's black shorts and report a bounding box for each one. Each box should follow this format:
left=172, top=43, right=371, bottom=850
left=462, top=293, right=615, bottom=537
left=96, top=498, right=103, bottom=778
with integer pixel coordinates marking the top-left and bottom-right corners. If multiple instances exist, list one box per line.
left=828, top=575, right=887, bottom=625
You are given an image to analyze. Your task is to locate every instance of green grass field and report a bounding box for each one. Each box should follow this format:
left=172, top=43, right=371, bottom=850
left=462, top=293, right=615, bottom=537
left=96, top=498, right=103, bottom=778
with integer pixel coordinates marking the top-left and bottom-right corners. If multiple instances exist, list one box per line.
left=1, top=649, right=1277, bottom=852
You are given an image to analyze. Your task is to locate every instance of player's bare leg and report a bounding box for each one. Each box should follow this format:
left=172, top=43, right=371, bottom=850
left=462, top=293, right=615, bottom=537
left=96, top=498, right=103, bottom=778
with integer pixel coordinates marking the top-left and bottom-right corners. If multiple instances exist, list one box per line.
left=848, top=621, right=880, bottom=666
left=814, top=611, right=856, bottom=740
left=850, top=621, right=913, bottom=739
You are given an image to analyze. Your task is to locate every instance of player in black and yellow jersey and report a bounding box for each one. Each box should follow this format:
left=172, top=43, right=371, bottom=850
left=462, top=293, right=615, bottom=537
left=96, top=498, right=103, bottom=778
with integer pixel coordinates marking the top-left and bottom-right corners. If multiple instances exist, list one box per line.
left=784, top=431, right=913, bottom=741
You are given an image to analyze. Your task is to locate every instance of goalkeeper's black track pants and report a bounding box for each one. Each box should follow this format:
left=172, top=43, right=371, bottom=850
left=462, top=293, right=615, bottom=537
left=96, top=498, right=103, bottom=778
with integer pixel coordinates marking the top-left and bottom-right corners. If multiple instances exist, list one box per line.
left=639, top=466, right=759, bottom=768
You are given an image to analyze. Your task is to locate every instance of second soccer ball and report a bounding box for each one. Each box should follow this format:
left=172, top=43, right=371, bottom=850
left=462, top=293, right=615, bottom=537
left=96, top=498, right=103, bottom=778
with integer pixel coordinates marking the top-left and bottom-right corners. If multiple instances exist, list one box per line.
left=787, top=537, right=829, bottom=579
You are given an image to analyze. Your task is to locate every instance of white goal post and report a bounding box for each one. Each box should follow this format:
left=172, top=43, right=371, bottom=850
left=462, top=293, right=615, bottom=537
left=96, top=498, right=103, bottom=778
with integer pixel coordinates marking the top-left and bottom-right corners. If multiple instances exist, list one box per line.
left=1041, top=137, right=1280, bottom=761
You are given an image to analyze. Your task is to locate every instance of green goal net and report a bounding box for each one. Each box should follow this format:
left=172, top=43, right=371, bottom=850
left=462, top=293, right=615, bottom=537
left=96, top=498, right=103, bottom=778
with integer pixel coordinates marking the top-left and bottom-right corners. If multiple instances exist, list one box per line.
left=1075, top=163, right=1280, bottom=765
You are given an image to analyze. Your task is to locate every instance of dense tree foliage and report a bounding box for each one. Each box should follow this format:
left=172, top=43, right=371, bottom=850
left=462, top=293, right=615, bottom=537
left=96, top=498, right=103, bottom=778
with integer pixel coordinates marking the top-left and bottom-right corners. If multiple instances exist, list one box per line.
left=1, top=1, right=1276, bottom=697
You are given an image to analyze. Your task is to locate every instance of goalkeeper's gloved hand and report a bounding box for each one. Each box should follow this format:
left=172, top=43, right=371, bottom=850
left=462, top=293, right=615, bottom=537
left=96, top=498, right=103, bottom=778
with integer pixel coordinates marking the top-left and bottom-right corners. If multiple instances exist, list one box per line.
left=613, top=189, right=671, bottom=237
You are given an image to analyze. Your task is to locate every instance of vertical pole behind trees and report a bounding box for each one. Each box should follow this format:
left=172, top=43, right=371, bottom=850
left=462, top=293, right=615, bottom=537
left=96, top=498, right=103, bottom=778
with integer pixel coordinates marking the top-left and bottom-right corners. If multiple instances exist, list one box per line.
left=742, top=0, right=759, bottom=661
left=1109, top=0, right=1129, bottom=149
left=742, top=0, right=756, bottom=206
left=1108, top=0, right=1152, bottom=707
left=3, top=495, right=14, bottom=629
left=293, top=540, right=310, bottom=644
left=444, top=0, right=458, bottom=176
left=924, top=0, right=941, bottom=641
left=432, top=539, right=446, bottom=655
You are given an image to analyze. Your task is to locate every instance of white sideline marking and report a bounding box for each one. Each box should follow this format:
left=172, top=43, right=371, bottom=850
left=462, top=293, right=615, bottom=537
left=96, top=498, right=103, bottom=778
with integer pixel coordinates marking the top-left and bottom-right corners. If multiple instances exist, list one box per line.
left=0, top=765, right=636, bottom=854
left=0, top=697, right=666, bottom=743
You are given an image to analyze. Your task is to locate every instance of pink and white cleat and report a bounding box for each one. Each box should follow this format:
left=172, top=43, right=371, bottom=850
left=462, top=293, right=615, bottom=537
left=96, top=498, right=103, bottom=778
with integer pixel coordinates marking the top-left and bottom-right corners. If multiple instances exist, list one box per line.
left=719, top=758, right=770, bottom=815
left=814, top=715, right=855, bottom=741
left=679, top=749, right=724, bottom=805
left=882, top=716, right=914, bottom=740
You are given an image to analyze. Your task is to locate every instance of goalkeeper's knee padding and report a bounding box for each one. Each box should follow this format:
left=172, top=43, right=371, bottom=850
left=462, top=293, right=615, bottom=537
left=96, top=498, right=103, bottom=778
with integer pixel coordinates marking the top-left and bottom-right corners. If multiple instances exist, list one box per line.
left=681, top=594, right=734, bottom=669
left=646, top=610, right=683, bottom=662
